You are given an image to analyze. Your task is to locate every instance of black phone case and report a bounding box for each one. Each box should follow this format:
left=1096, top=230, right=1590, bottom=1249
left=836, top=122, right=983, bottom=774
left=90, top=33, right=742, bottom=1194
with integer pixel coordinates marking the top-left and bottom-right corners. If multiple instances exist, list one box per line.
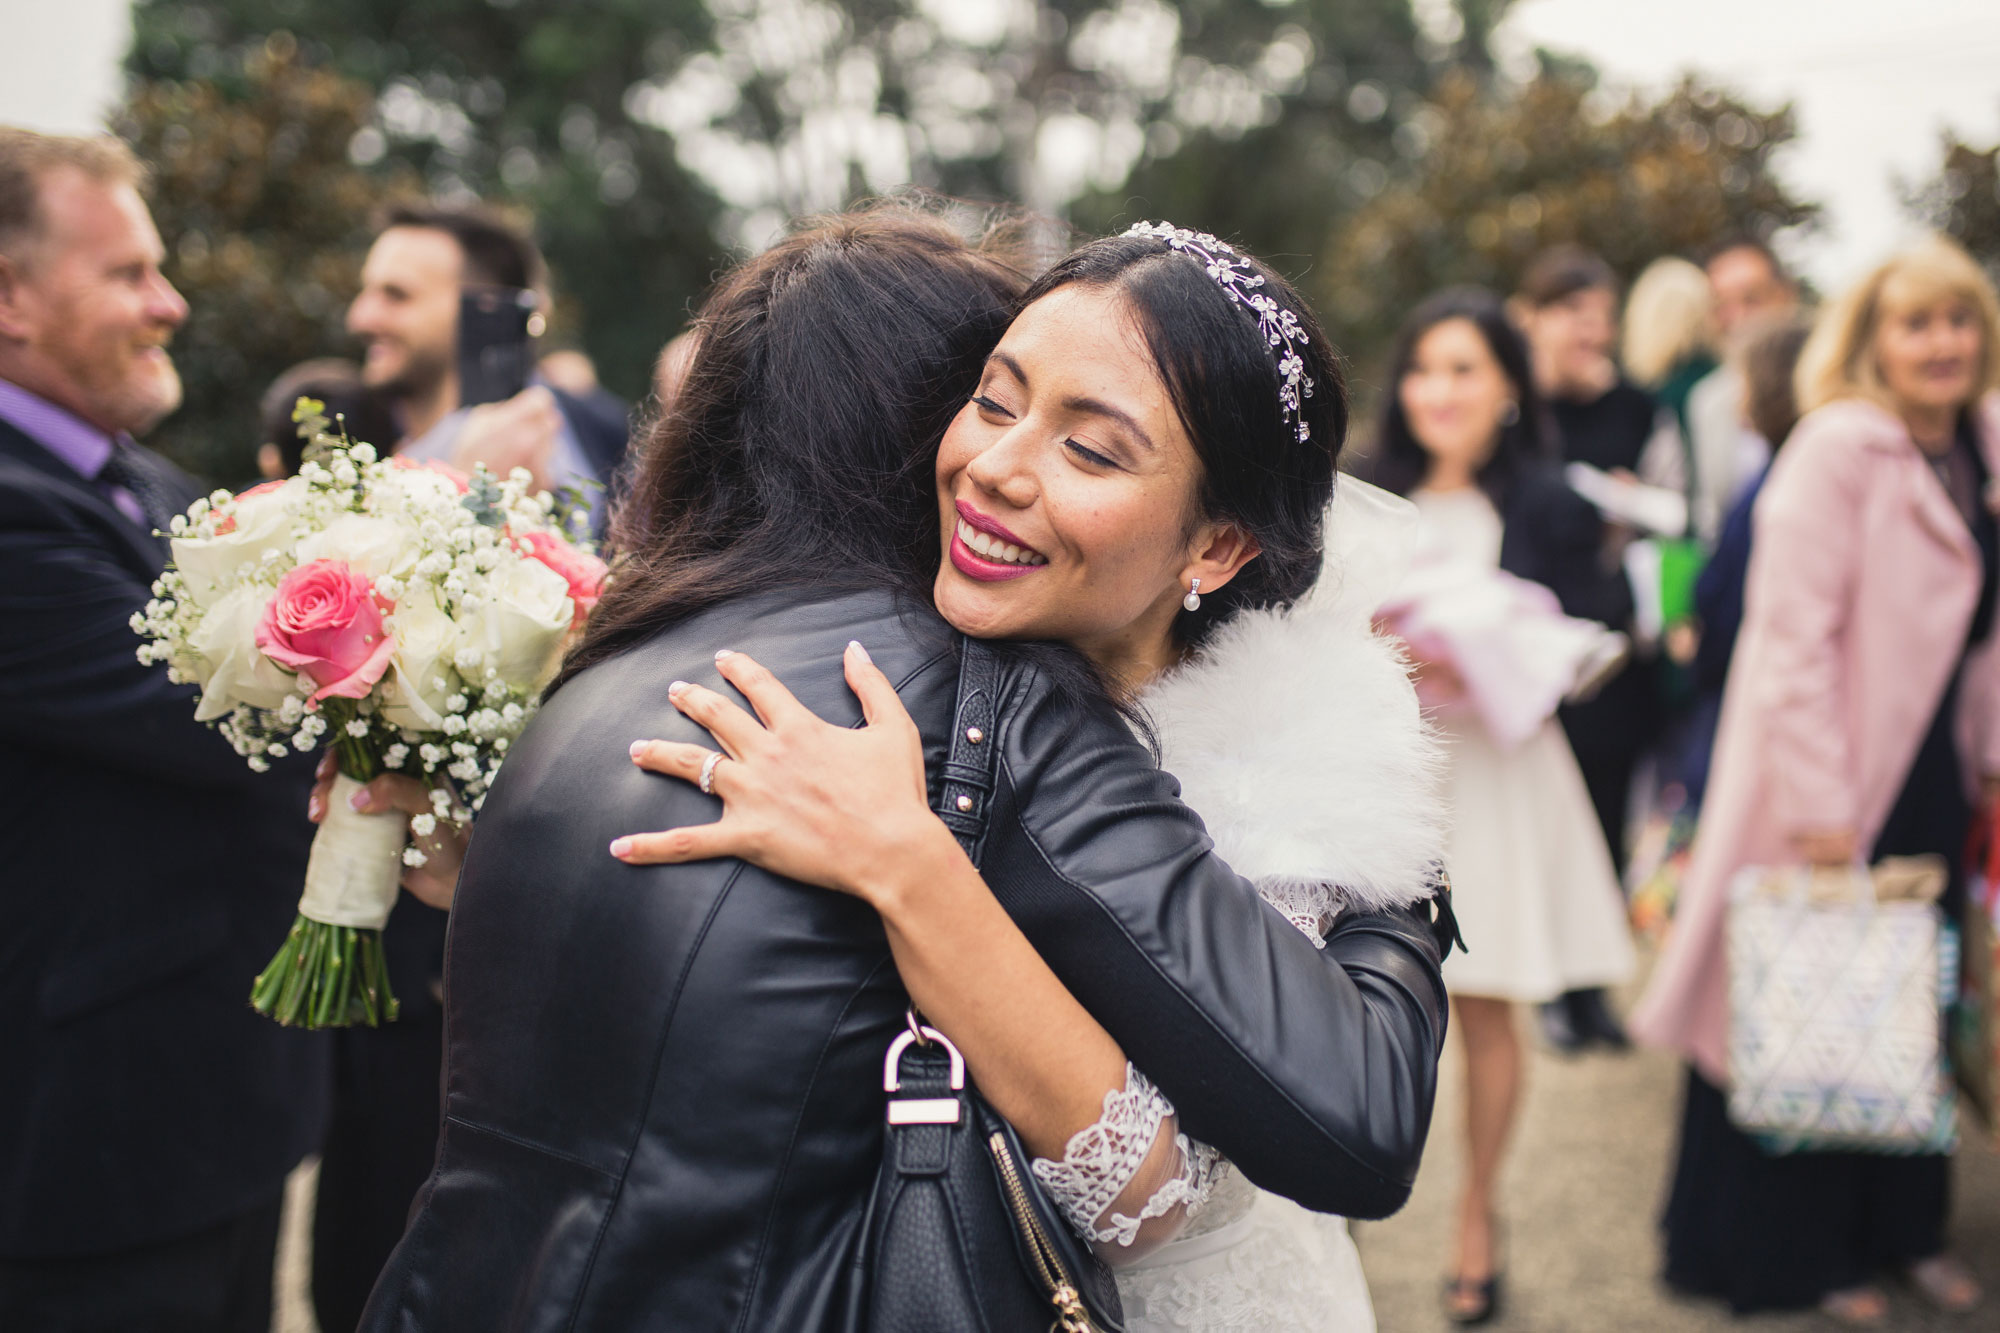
left=457, top=287, right=538, bottom=408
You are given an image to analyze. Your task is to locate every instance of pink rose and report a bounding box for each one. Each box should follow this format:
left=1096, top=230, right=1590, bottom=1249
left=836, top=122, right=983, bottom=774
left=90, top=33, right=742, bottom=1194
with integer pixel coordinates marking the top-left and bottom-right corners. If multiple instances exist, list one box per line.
left=516, top=530, right=607, bottom=627
left=389, top=455, right=472, bottom=493
left=255, top=559, right=396, bottom=703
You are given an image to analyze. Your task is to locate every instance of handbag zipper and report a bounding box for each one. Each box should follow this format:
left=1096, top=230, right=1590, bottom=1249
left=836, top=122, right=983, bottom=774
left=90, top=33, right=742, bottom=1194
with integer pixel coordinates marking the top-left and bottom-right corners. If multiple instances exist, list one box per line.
left=987, top=1131, right=1098, bottom=1333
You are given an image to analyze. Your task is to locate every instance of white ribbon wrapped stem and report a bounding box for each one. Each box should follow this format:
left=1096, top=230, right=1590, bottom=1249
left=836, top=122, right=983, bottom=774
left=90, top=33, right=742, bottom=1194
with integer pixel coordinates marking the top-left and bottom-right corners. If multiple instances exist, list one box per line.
left=298, top=773, right=407, bottom=929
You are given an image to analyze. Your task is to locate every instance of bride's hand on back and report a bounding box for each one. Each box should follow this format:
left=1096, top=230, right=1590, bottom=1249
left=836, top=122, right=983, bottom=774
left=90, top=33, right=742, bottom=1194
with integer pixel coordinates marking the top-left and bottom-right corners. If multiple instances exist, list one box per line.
left=612, top=642, right=957, bottom=901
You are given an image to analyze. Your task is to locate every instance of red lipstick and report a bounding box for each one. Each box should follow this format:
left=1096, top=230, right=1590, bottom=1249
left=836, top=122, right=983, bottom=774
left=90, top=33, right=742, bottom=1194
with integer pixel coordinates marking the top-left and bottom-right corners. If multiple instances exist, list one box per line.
left=948, top=501, right=1045, bottom=582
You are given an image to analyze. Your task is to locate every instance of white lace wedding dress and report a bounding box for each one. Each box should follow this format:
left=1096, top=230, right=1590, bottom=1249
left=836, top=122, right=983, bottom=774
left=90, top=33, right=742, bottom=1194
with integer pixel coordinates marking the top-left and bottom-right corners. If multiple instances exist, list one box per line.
left=1030, top=482, right=1447, bottom=1331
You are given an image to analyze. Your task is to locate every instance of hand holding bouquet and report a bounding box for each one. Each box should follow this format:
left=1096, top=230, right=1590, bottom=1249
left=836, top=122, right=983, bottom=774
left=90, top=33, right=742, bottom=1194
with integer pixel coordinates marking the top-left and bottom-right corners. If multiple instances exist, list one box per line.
left=133, top=401, right=605, bottom=1027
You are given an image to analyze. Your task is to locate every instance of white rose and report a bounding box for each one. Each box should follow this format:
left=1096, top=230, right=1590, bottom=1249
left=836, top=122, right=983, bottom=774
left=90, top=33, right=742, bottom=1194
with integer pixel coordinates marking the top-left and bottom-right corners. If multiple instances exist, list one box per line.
left=456, top=556, right=573, bottom=690
left=170, top=476, right=308, bottom=600
left=380, top=584, right=461, bottom=731
left=295, top=513, right=419, bottom=579
left=187, top=584, right=296, bottom=721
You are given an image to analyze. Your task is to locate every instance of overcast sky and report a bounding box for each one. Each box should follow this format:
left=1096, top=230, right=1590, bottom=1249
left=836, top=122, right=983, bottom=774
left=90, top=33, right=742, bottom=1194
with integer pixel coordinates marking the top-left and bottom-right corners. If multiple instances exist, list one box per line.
left=1499, top=0, right=2000, bottom=287
left=5, top=0, right=1998, bottom=290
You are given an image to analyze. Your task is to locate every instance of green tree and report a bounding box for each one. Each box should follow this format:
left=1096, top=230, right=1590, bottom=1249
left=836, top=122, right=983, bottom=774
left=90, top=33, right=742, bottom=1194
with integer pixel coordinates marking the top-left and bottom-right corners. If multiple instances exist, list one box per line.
left=118, top=36, right=416, bottom=483
left=1903, top=130, right=2000, bottom=281
left=128, top=0, right=729, bottom=407
left=125, top=0, right=1468, bottom=404
left=1068, top=0, right=1442, bottom=274
left=628, top=0, right=1449, bottom=263
left=1320, top=66, right=1821, bottom=379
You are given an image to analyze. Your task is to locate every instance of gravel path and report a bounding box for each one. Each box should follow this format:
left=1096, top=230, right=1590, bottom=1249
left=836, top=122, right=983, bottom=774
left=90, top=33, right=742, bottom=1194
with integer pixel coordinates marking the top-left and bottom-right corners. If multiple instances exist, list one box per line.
left=1356, top=970, right=2000, bottom=1332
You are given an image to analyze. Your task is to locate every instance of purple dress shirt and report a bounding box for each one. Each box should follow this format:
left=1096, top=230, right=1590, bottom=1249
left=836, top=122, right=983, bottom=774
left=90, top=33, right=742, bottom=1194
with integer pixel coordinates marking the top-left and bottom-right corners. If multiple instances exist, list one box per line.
left=0, top=379, right=148, bottom=525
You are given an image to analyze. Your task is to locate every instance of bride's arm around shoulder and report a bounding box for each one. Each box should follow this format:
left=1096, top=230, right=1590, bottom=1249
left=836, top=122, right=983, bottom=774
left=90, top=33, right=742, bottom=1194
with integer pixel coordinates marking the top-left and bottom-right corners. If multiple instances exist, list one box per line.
left=991, top=600, right=1451, bottom=1219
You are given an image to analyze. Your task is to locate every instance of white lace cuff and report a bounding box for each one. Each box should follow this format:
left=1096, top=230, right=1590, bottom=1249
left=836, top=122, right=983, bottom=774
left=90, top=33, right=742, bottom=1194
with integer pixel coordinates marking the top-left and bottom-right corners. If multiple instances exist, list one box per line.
left=1030, top=1063, right=1223, bottom=1250
left=1257, top=876, right=1341, bottom=947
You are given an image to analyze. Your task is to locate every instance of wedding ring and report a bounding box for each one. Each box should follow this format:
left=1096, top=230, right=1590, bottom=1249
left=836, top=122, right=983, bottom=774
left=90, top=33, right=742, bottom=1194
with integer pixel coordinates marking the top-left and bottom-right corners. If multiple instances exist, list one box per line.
left=698, top=750, right=726, bottom=796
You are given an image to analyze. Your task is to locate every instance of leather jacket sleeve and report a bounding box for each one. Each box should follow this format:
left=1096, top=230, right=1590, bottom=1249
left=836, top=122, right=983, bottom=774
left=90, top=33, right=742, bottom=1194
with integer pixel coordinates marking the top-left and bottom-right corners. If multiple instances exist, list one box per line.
left=979, top=662, right=1448, bottom=1220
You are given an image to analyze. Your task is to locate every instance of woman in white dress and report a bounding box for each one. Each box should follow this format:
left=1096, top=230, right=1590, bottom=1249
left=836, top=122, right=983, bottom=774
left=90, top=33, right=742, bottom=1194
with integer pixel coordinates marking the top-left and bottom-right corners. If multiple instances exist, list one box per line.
left=617, top=225, right=1451, bottom=1329
left=1366, top=289, right=1637, bottom=1324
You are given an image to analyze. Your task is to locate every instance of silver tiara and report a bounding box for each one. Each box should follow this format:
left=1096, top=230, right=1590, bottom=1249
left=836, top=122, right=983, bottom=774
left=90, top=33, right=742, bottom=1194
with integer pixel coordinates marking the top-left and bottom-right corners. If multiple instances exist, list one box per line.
left=1123, top=220, right=1315, bottom=444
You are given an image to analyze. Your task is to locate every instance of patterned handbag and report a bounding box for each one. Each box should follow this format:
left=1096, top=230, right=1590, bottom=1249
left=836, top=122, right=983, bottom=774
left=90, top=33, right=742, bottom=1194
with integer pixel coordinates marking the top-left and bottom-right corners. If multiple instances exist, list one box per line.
left=1726, top=859, right=1958, bottom=1154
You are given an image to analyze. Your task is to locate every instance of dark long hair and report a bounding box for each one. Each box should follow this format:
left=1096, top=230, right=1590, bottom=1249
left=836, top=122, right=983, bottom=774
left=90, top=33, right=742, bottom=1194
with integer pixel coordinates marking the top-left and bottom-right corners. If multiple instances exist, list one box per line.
left=554, top=203, right=1029, bottom=690
left=1018, top=233, right=1348, bottom=646
left=1367, top=286, right=1553, bottom=504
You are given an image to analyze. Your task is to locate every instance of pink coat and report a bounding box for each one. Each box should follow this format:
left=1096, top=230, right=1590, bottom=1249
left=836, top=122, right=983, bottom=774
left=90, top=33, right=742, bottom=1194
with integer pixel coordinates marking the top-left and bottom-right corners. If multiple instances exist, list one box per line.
left=1631, top=394, right=2000, bottom=1084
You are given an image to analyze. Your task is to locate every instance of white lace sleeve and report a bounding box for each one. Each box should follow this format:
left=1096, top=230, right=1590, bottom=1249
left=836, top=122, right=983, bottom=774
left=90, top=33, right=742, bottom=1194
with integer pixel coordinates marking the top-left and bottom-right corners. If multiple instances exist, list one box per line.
left=1030, top=1063, right=1223, bottom=1264
left=1256, top=877, right=1342, bottom=946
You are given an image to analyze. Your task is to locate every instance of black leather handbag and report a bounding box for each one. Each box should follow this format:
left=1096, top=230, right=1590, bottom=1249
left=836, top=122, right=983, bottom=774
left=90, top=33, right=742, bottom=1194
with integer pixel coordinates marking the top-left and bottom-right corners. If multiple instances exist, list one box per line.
left=851, top=636, right=1124, bottom=1333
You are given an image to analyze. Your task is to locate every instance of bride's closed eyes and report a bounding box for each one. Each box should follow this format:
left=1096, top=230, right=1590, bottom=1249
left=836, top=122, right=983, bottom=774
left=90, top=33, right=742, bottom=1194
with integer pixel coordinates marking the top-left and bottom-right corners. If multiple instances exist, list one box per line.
left=969, top=390, right=1132, bottom=473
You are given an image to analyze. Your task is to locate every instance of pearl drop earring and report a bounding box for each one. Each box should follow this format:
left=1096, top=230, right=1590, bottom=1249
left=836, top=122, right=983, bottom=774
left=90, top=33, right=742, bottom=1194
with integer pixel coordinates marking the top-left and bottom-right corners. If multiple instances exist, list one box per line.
left=1183, top=578, right=1202, bottom=612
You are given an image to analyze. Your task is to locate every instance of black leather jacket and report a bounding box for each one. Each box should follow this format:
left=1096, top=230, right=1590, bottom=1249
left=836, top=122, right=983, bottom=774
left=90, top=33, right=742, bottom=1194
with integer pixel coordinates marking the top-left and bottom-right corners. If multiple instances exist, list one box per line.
left=363, top=587, right=1447, bottom=1332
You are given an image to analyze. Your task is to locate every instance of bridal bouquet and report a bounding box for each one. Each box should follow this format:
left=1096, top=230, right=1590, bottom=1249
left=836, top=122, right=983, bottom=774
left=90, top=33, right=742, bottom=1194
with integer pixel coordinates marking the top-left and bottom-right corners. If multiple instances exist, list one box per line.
left=132, top=400, right=605, bottom=1028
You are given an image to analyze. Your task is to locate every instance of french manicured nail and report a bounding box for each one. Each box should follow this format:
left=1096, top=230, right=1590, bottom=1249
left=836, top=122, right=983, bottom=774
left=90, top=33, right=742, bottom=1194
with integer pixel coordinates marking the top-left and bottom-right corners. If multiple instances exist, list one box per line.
left=668, top=679, right=688, bottom=697
left=609, top=837, right=633, bottom=858
left=308, top=796, right=324, bottom=820
left=848, top=640, right=872, bottom=665
left=629, top=740, right=648, bottom=760
left=714, top=648, right=735, bottom=661
left=349, top=790, right=371, bottom=811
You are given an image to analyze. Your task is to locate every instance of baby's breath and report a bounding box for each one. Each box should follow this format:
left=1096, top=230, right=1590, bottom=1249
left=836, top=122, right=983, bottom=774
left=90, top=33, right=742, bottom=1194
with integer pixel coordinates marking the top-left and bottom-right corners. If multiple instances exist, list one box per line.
left=131, top=418, right=600, bottom=822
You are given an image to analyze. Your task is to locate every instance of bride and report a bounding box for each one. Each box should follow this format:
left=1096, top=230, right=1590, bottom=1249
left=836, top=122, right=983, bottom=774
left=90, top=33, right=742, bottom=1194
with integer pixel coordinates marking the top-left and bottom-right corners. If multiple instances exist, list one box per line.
left=617, top=223, right=1449, bottom=1328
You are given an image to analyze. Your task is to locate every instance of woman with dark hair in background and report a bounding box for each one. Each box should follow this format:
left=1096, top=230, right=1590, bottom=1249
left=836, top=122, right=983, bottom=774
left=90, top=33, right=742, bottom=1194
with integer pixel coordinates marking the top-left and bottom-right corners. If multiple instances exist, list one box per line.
left=1370, top=287, right=1636, bottom=1325
left=360, top=211, right=1448, bottom=1332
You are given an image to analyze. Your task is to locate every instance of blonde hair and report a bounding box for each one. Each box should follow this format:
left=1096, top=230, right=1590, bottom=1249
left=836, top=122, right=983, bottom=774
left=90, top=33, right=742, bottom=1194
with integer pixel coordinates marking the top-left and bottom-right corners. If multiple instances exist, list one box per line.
left=1796, top=233, right=2000, bottom=414
left=1622, top=257, right=1715, bottom=388
left=0, top=127, right=146, bottom=262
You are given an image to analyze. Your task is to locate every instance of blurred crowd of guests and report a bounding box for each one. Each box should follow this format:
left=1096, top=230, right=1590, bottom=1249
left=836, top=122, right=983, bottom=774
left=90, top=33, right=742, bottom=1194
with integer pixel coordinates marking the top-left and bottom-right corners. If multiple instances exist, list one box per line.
left=5, top=112, right=2000, bottom=1332
left=1367, top=222, right=1998, bottom=1324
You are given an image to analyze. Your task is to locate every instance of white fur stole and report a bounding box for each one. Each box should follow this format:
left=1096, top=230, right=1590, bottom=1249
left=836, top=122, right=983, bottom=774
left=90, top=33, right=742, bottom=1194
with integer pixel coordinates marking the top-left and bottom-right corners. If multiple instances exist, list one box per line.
left=1140, top=500, right=1447, bottom=920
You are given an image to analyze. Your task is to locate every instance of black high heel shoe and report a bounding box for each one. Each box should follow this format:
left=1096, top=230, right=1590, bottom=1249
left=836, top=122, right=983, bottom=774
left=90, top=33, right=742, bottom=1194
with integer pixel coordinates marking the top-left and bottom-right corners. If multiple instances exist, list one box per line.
left=1444, top=1220, right=1506, bottom=1326
left=1569, top=986, right=1631, bottom=1050
left=1443, top=1271, right=1504, bottom=1326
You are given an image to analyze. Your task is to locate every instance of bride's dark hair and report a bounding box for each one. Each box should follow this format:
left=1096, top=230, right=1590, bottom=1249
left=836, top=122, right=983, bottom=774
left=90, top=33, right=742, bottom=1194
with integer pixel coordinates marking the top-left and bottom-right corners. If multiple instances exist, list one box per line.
left=1018, top=233, right=1348, bottom=647
left=555, top=203, right=1031, bottom=690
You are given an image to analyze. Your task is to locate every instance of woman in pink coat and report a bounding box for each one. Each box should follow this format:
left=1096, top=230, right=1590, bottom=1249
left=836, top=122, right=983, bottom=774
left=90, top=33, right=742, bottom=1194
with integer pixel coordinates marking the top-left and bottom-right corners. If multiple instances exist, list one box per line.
left=1631, top=235, right=2000, bottom=1324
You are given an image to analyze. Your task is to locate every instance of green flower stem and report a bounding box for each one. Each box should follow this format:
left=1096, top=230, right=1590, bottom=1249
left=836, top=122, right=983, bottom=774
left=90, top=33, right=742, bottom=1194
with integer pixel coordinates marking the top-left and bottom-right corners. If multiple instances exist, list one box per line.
left=250, top=919, right=401, bottom=1029
left=248, top=700, right=402, bottom=1029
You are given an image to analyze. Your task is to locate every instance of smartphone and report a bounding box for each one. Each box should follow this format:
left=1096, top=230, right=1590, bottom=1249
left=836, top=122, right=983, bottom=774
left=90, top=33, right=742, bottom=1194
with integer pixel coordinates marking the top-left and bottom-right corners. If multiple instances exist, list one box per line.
left=456, top=286, right=542, bottom=408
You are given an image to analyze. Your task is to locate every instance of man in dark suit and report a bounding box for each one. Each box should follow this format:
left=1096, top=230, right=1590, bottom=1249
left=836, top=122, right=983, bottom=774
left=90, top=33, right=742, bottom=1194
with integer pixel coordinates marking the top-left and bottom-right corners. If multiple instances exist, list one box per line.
left=0, top=127, right=329, bottom=1331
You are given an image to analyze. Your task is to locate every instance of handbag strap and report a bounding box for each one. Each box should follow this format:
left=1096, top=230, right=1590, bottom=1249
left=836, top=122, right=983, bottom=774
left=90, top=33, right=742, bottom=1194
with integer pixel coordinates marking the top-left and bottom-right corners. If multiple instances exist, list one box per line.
left=888, top=633, right=1121, bottom=1330
left=934, top=635, right=1002, bottom=863
left=901, top=635, right=1002, bottom=1035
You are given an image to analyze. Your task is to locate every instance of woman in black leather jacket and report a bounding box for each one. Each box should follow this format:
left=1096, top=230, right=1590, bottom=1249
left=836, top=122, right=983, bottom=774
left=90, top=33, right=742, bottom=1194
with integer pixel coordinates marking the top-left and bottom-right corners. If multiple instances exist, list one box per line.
left=618, top=226, right=1452, bottom=1328
left=361, top=210, right=1446, bottom=1332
